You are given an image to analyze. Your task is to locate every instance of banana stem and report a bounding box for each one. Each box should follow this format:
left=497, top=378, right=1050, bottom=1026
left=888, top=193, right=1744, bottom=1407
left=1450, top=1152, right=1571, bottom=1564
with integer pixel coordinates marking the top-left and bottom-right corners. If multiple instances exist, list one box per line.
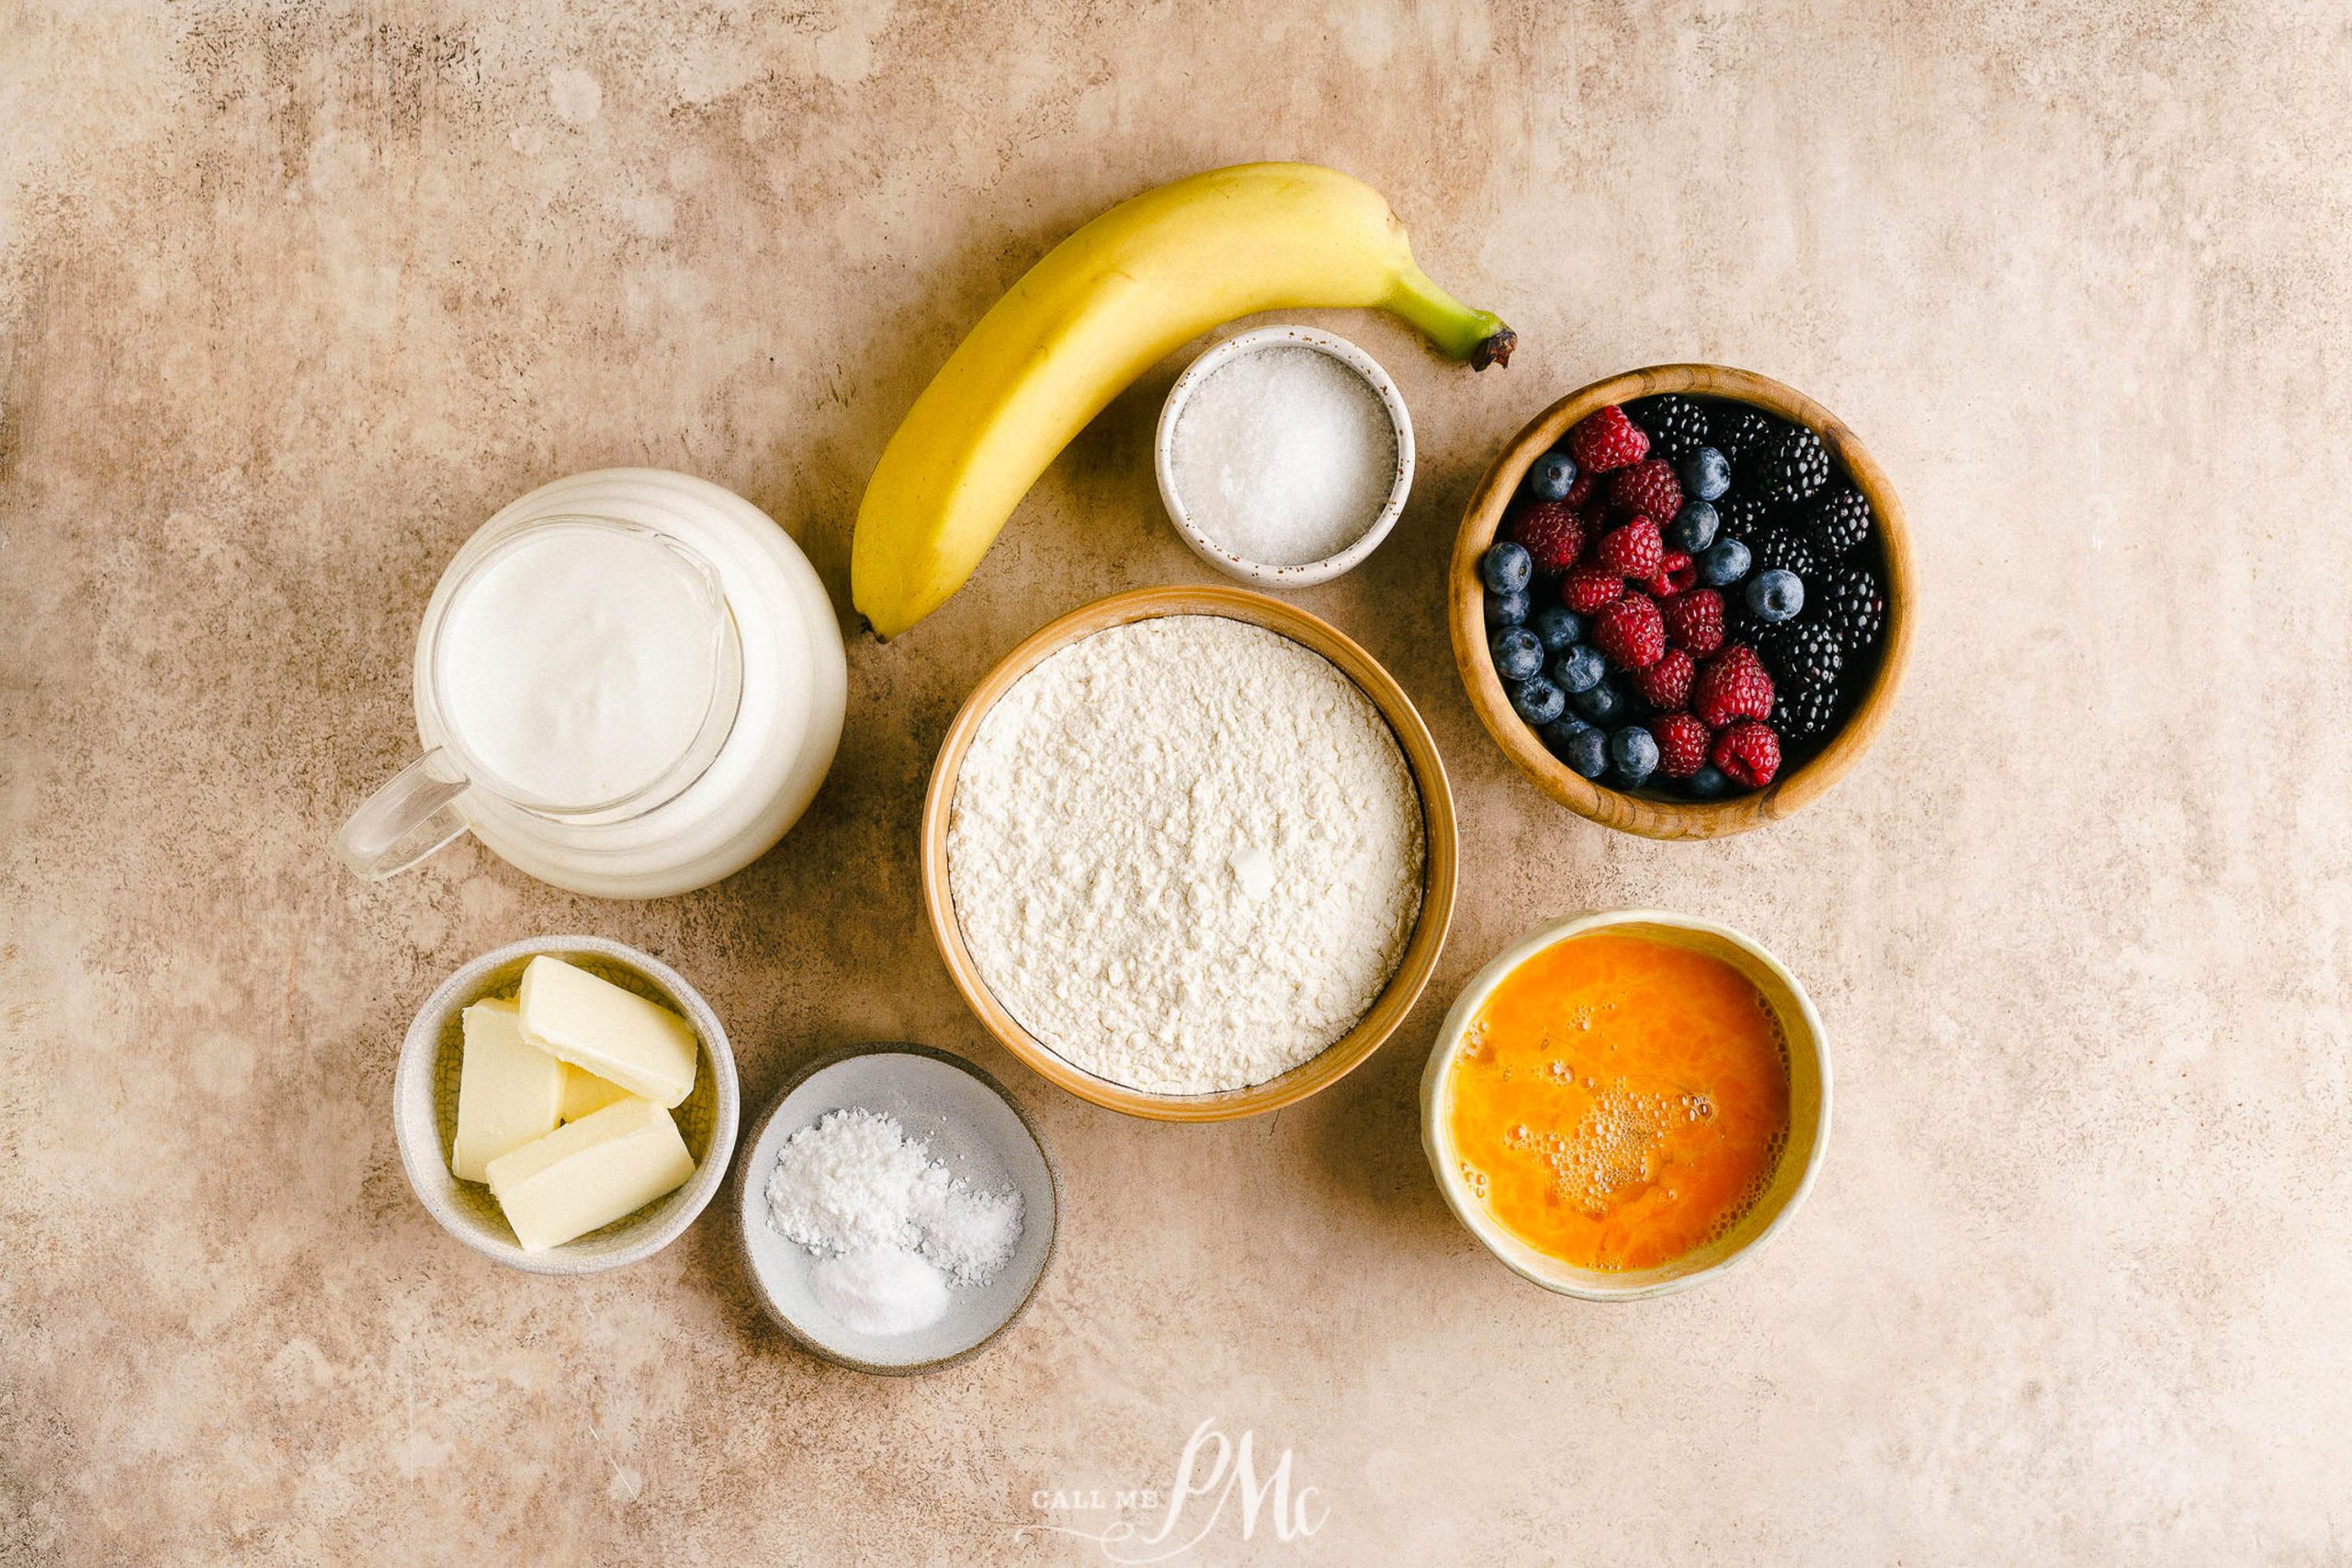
left=1387, top=263, right=1516, bottom=369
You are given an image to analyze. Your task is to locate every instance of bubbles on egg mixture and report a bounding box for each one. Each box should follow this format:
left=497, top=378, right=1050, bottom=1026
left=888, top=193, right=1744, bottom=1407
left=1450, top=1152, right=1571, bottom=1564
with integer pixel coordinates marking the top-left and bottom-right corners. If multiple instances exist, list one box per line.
left=1701, top=1125, right=1791, bottom=1247
left=1458, top=1158, right=1490, bottom=1201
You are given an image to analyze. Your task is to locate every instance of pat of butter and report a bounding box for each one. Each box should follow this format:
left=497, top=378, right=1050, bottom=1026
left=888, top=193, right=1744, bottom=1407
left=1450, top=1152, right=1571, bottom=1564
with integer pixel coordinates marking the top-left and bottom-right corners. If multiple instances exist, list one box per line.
left=485, top=1097, right=696, bottom=1251
left=516, top=954, right=698, bottom=1109
left=560, top=1063, right=633, bottom=1122
left=450, top=998, right=565, bottom=1182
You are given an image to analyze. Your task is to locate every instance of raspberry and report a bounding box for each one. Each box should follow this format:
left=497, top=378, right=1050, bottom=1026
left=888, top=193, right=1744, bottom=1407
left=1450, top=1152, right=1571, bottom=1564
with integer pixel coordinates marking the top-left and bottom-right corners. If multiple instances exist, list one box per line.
left=1649, top=712, right=1711, bottom=778
left=1561, top=565, right=1623, bottom=614
left=1507, top=501, right=1586, bottom=575
left=1594, top=593, right=1667, bottom=670
left=1712, top=720, right=1782, bottom=788
left=1642, top=550, right=1696, bottom=598
left=1691, top=644, right=1774, bottom=728
left=1662, top=589, right=1725, bottom=657
left=1564, top=471, right=1598, bottom=510
left=1565, top=405, right=1650, bottom=474
left=1606, top=457, right=1682, bottom=522
left=1634, top=648, right=1694, bottom=708
left=1594, top=518, right=1664, bottom=577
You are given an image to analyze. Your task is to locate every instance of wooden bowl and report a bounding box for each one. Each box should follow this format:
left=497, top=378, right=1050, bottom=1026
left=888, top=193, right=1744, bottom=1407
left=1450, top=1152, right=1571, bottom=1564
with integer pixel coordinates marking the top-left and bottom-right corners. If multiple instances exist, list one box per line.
left=1451, top=365, right=1914, bottom=838
left=920, top=584, right=1457, bottom=1122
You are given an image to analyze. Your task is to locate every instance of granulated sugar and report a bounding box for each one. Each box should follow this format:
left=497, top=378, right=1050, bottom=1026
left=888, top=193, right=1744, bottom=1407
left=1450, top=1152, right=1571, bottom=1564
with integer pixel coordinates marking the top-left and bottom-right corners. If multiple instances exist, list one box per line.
left=1170, top=345, right=1396, bottom=568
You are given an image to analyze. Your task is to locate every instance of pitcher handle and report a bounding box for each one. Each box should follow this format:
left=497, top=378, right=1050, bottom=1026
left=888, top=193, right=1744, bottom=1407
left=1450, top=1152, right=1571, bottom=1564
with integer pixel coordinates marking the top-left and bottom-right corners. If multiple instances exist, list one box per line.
left=338, top=747, right=473, bottom=880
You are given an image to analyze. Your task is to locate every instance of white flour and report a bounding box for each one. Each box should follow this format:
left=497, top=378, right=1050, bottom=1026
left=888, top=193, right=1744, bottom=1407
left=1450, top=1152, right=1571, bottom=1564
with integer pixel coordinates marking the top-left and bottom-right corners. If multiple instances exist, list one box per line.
left=946, top=615, right=1424, bottom=1094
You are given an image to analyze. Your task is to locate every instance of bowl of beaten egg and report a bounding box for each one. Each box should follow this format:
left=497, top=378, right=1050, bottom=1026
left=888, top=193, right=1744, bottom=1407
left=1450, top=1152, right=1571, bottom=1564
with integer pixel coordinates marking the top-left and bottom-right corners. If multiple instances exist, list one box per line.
left=1420, top=910, right=1828, bottom=1300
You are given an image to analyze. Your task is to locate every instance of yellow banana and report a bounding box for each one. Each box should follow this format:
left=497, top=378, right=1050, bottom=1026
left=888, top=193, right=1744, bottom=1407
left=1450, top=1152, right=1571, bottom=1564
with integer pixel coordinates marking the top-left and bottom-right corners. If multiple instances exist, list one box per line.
left=850, top=162, right=1513, bottom=639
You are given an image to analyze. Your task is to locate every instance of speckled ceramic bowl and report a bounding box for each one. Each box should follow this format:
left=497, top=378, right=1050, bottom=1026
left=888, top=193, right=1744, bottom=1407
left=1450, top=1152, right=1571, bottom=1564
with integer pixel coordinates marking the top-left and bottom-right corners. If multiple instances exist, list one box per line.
left=1154, top=324, right=1415, bottom=587
left=393, top=935, right=740, bottom=1275
left=1421, top=909, right=1830, bottom=1301
left=735, top=1044, right=1057, bottom=1375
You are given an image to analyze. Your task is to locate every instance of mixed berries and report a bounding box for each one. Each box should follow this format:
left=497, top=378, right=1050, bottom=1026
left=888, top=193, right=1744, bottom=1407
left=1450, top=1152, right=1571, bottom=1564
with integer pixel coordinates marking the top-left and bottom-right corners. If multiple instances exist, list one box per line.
left=1481, top=395, right=1890, bottom=796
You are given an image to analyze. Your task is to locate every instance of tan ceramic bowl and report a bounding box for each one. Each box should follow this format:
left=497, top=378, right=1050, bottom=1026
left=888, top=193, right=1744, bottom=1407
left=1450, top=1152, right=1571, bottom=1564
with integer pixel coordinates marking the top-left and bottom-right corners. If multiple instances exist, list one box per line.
left=921, top=584, right=1457, bottom=1122
left=1451, top=364, right=1915, bottom=839
left=1421, top=910, right=1830, bottom=1300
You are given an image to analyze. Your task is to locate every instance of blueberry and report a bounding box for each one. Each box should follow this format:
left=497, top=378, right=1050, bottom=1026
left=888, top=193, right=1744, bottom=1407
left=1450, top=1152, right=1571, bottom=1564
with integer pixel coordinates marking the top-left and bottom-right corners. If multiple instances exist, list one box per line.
left=1480, top=541, right=1533, bottom=595
left=1554, top=643, right=1607, bottom=694
left=1508, top=673, right=1566, bottom=727
left=1746, top=568, right=1804, bottom=623
left=1490, top=625, right=1544, bottom=681
left=1697, top=537, right=1751, bottom=588
left=1569, top=677, right=1626, bottom=724
left=1537, top=715, right=1593, bottom=756
left=1484, top=588, right=1531, bottom=627
left=1607, top=725, right=1659, bottom=788
left=1527, top=604, right=1584, bottom=657
left=1521, top=450, right=1578, bottom=504
left=1684, top=764, right=1731, bottom=798
left=1564, top=725, right=1610, bottom=780
left=1678, top=446, right=1732, bottom=502
left=1668, top=500, right=1719, bottom=554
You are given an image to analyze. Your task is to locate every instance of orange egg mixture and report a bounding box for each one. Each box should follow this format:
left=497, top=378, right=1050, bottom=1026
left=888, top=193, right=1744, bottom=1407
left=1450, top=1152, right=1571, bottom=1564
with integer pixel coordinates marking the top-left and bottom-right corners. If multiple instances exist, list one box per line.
left=1446, top=930, right=1791, bottom=1271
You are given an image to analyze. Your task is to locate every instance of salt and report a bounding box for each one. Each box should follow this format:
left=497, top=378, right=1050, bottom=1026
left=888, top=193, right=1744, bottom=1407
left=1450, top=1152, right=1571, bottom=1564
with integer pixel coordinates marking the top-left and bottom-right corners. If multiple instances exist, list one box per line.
left=808, top=1245, right=951, bottom=1337
left=1171, top=345, right=1396, bottom=568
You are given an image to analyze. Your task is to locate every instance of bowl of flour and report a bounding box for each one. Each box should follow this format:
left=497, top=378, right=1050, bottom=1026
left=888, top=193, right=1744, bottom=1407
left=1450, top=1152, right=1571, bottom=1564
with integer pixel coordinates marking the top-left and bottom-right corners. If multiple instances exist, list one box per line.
left=922, top=586, right=1457, bottom=1121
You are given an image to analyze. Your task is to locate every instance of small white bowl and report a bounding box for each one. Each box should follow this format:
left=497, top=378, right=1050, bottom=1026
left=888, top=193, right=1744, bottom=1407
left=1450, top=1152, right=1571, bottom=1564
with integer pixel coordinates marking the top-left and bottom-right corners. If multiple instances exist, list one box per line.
left=1154, top=324, right=1415, bottom=587
left=735, top=1045, right=1057, bottom=1374
left=393, top=935, right=741, bottom=1275
left=1421, top=910, right=1831, bottom=1301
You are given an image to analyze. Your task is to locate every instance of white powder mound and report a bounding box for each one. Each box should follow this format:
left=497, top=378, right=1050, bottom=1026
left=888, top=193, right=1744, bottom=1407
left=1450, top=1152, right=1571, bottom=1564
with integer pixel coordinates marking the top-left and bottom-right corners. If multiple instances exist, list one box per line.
left=946, top=615, right=1424, bottom=1095
left=764, top=1108, right=1025, bottom=1291
left=808, top=1245, right=950, bottom=1337
left=1171, top=346, right=1397, bottom=568
left=910, top=1177, right=1022, bottom=1285
left=764, top=1108, right=940, bottom=1255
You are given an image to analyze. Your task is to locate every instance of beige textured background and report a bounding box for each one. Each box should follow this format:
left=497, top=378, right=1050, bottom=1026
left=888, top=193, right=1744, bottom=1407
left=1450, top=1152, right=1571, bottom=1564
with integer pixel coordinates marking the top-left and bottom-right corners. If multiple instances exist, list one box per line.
left=5, top=2, right=2349, bottom=1562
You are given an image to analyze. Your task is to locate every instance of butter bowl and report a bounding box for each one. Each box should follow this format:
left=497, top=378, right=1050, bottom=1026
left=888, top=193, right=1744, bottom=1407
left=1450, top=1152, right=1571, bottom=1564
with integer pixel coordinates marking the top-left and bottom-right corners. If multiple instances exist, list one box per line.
left=393, top=935, right=741, bottom=1275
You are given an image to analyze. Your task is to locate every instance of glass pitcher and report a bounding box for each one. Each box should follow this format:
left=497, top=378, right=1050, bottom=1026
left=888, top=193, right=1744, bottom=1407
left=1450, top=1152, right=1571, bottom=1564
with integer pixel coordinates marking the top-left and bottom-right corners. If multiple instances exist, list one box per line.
left=338, top=514, right=744, bottom=880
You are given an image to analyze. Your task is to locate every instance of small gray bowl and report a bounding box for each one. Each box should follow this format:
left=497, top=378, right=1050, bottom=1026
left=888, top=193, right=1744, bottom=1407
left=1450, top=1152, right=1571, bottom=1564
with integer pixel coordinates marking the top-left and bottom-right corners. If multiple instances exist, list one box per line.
left=394, top=935, right=741, bottom=1275
left=736, top=1044, right=1057, bottom=1374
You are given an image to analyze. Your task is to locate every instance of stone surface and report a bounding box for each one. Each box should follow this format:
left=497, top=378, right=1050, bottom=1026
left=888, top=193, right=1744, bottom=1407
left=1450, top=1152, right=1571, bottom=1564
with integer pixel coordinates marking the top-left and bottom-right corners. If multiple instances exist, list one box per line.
left=5, top=3, right=2350, bottom=1562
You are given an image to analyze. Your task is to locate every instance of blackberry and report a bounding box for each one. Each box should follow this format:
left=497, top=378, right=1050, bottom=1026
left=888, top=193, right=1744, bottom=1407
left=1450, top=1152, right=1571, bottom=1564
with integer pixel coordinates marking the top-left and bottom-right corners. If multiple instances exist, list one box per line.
left=1710, top=405, right=1780, bottom=463
left=1751, top=524, right=1818, bottom=581
left=1759, top=620, right=1844, bottom=693
left=1630, top=394, right=1713, bottom=460
left=1751, top=424, right=1831, bottom=505
left=1772, top=682, right=1840, bottom=742
left=1718, top=492, right=1779, bottom=542
left=1800, top=486, right=1873, bottom=557
left=1815, top=563, right=1887, bottom=650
